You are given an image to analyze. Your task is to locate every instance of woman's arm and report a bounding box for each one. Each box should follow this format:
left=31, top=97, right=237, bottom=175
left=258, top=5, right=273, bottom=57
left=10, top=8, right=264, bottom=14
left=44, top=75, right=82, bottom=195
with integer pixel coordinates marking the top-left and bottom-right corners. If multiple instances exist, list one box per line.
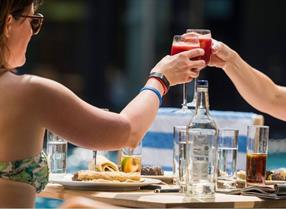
left=29, top=76, right=131, bottom=150
left=209, top=40, right=286, bottom=121
left=120, top=49, right=206, bottom=147
left=30, top=49, right=205, bottom=150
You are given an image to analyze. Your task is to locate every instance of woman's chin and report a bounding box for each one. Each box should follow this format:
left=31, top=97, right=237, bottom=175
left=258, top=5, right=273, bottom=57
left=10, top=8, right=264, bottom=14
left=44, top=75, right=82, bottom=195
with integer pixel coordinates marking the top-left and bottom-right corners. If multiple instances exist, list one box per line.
left=7, top=59, right=26, bottom=69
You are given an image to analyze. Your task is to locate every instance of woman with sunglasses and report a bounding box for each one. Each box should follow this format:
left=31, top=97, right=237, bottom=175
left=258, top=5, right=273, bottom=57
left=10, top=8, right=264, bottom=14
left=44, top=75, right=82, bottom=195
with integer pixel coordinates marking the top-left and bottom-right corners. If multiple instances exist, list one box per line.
left=0, top=0, right=206, bottom=207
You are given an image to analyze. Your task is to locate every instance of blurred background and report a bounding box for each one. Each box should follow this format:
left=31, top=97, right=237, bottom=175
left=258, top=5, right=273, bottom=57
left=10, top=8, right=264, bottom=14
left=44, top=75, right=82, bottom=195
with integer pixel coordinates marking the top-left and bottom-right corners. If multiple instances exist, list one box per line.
left=21, top=0, right=286, bottom=138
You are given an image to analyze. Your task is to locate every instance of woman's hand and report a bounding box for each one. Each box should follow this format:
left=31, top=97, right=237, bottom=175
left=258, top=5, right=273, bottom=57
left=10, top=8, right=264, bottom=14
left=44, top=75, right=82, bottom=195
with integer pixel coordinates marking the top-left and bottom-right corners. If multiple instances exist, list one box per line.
left=151, top=48, right=206, bottom=86
left=208, top=39, right=238, bottom=69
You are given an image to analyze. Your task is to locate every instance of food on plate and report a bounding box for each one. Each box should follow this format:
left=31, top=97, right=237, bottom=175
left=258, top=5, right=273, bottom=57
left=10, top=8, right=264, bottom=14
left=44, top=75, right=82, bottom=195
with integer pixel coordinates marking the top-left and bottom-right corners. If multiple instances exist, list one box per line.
left=141, top=166, right=164, bottom=176
left=236, top=170, right=246, bottom=188
left=266, top=170, right=273, bottom=180
left=218, top=170, right=228, bottom=178
left=236, top=168, right=286, bottom=183
left=266, top=168, right=286, bottom=181
left=72, top=170, right=141, bottom=182
left=237, top=170, right=246, bottom=180
left=121, top=155, right=141, bottom=173
left=88, top=155, right=119, bottom=172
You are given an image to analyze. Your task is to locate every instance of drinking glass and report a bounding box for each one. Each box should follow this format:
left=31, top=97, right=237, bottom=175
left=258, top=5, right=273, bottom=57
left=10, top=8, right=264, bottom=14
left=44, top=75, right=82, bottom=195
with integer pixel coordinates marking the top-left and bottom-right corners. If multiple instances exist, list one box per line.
left=171, top=35, right=200, bottom=113
left=173, top=126, right=190, bottom=192
left=246, top=125, right=269, bottom=186
left=46, top=130, right=68, bottom=176
left=217, top=128, right=239, bottom=192
left=185, top=29, right=212, bottom=109
left=121, top=142, right=142, bottom=173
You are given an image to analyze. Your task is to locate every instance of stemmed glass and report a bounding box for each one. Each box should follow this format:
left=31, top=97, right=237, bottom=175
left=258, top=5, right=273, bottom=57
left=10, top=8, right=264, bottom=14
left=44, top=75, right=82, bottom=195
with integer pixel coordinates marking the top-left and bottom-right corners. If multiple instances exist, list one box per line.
left=171, top=35, right=200, bottom=113
left=185, top=29, right=212, bottom=108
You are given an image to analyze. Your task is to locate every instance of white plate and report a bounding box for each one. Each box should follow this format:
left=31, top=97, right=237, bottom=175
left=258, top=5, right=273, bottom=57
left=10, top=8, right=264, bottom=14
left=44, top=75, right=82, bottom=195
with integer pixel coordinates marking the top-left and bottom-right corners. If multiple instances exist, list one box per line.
left=49, top=174, right=161, bottom=191
left=265, top=180, right=286, bottom=185
left=236, top=179, right=286, bottom=186
left=141, top=175, right=174, bottom=184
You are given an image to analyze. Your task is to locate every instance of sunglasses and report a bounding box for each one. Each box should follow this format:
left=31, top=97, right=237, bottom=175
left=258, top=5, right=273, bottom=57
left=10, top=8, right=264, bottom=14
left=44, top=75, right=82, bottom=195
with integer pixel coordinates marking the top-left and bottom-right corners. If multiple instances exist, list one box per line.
left=16, top=13, right=44, bottom=35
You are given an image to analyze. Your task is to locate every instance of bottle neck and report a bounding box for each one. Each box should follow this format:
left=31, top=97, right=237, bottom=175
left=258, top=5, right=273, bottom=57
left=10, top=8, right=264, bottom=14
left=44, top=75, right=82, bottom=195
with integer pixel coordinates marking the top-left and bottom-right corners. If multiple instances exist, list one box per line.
left=195, top=87, right=210, bottom=115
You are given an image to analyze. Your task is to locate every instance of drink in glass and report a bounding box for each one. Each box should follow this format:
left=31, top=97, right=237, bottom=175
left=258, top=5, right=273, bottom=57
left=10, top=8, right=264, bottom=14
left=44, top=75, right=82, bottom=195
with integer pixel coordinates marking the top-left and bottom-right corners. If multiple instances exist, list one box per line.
left=217, top=128, right=238, bottom=191
left=121, top=155, right=141, bottom=173
left=186, top=29, right=212, bottom=64
left=121, top=142, right=142, bottom=173
left=246, top=125, right=269, bottom=185
left=171, top=35, right=200, bottom=113
left=246, top=153, right=267, bottom=184
left=46, top=130, right=68, bottom=175
left=173, top=126, right=190, bottom=192
left=185, top=29, right=212, bottom=110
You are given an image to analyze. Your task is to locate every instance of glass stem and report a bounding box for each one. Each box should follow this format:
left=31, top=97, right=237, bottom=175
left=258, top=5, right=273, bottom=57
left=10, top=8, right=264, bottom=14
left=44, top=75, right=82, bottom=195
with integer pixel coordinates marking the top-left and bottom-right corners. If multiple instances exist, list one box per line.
left=182, top=83, right=188, bottom=109
left=186, top=78, right=197, bottom=109
left=193, top=78, right=197, bottom=104
left=93, top=151, right=97, bottom=165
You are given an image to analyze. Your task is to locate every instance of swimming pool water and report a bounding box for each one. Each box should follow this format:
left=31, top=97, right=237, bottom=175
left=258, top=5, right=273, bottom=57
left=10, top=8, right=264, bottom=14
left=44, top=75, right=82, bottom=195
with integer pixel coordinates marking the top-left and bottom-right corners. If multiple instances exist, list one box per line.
left=267, top=153, right=286, bottom=170
left=35, top=197, right=63, bottom=208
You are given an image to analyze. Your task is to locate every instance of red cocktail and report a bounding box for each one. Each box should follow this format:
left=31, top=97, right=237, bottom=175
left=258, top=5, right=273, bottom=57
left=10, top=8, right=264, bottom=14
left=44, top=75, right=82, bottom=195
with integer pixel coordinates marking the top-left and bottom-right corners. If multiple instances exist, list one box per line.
left=171, top=35, right=212, bottom=64
left=170, top=35, right=201, bottom=112
left=185, top=29, right=212, bottom=64
left=171, top=35, right=200, bottom=56
left=198, top=38, right=212, bottom=64
left=171, top=44, right=199, bottom=55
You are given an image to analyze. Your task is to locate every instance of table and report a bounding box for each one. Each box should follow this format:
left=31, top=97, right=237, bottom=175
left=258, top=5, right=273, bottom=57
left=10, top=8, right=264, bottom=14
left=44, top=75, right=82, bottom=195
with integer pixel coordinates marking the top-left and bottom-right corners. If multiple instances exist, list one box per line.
left=39, top=184, right=286, bottom=208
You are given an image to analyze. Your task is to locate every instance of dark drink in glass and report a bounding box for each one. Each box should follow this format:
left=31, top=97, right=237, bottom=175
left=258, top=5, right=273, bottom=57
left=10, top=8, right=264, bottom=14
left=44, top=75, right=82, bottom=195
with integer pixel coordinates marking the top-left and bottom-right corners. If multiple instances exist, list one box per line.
left=246, top=153, right=267, bottom=184
left=246, top=125, right=269, bottom=186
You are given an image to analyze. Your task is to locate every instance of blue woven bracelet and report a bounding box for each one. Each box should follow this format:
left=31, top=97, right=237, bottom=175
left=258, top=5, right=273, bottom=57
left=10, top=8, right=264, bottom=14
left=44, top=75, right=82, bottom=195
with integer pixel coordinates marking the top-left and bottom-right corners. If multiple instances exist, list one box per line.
left=140, top=86, right=162, bottom=106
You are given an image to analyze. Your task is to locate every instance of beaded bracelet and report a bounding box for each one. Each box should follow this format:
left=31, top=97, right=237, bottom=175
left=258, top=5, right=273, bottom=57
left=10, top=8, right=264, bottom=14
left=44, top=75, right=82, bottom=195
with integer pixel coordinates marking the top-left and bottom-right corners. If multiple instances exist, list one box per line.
left=140, top=86, right=162, bottom=106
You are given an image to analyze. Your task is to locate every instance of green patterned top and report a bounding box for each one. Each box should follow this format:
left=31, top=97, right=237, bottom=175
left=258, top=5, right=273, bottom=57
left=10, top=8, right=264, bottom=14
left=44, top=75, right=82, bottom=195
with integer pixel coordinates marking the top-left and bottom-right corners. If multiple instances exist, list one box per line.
left=0, top=151, right=49, bottom=193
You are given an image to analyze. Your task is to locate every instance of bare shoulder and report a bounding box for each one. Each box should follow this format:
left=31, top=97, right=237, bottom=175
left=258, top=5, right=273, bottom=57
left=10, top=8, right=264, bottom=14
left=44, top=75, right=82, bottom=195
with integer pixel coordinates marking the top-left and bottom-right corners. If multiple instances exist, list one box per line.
left=20, top=74, right=72, bottom=94
left=0, top=72, right=70, bottom=103
left=11, top=74, right=83, bottom=115
left=18, top=74, right=78, bottom=102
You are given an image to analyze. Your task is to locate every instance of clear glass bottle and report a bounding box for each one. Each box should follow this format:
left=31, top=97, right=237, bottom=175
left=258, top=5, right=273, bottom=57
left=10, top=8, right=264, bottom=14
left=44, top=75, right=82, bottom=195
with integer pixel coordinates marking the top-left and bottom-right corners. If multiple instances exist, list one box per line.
left=187, top=80, right=218, bottom=198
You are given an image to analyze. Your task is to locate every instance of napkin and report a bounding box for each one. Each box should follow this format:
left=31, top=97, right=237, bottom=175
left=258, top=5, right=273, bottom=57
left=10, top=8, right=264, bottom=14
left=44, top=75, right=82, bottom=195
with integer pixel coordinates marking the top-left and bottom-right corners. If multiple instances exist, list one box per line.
left=239, top=184, right=286, bottom=200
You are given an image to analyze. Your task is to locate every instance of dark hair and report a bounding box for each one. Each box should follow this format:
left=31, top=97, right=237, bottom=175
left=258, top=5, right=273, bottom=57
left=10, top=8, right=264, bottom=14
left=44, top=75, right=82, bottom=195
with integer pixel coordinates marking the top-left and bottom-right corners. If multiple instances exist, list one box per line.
left=0, top=0, right=42, bottom=68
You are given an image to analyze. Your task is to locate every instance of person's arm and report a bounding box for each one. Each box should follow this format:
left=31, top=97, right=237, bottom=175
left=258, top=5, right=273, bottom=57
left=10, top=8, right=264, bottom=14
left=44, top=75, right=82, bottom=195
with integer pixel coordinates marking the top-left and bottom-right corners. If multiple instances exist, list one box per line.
left=30, top=48, right=205, bottom=150
left=209, top=40, right=286, bottom=121
left=120, top=49, right=206, bottom=147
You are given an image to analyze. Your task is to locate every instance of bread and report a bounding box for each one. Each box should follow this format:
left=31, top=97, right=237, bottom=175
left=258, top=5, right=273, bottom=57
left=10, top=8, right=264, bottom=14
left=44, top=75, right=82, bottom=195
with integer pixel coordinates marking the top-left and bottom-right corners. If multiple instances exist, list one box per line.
left=72, top=170, right=141, bottom=182
left=88, top=155, right=119, bottom=172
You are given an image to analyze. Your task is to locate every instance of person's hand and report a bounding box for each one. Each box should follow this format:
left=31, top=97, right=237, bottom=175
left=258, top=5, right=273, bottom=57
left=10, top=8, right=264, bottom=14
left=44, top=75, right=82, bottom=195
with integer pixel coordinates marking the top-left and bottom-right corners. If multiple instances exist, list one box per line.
left=151, top=48, right=206, bottom=86
left=208, top=39, right=238, bottom=69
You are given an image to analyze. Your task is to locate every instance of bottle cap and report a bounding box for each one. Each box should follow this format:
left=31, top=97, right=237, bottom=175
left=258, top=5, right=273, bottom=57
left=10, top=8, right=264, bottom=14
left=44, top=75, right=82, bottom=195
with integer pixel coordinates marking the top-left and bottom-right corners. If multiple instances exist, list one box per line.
left=197, top=80, right=208, bottom=87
